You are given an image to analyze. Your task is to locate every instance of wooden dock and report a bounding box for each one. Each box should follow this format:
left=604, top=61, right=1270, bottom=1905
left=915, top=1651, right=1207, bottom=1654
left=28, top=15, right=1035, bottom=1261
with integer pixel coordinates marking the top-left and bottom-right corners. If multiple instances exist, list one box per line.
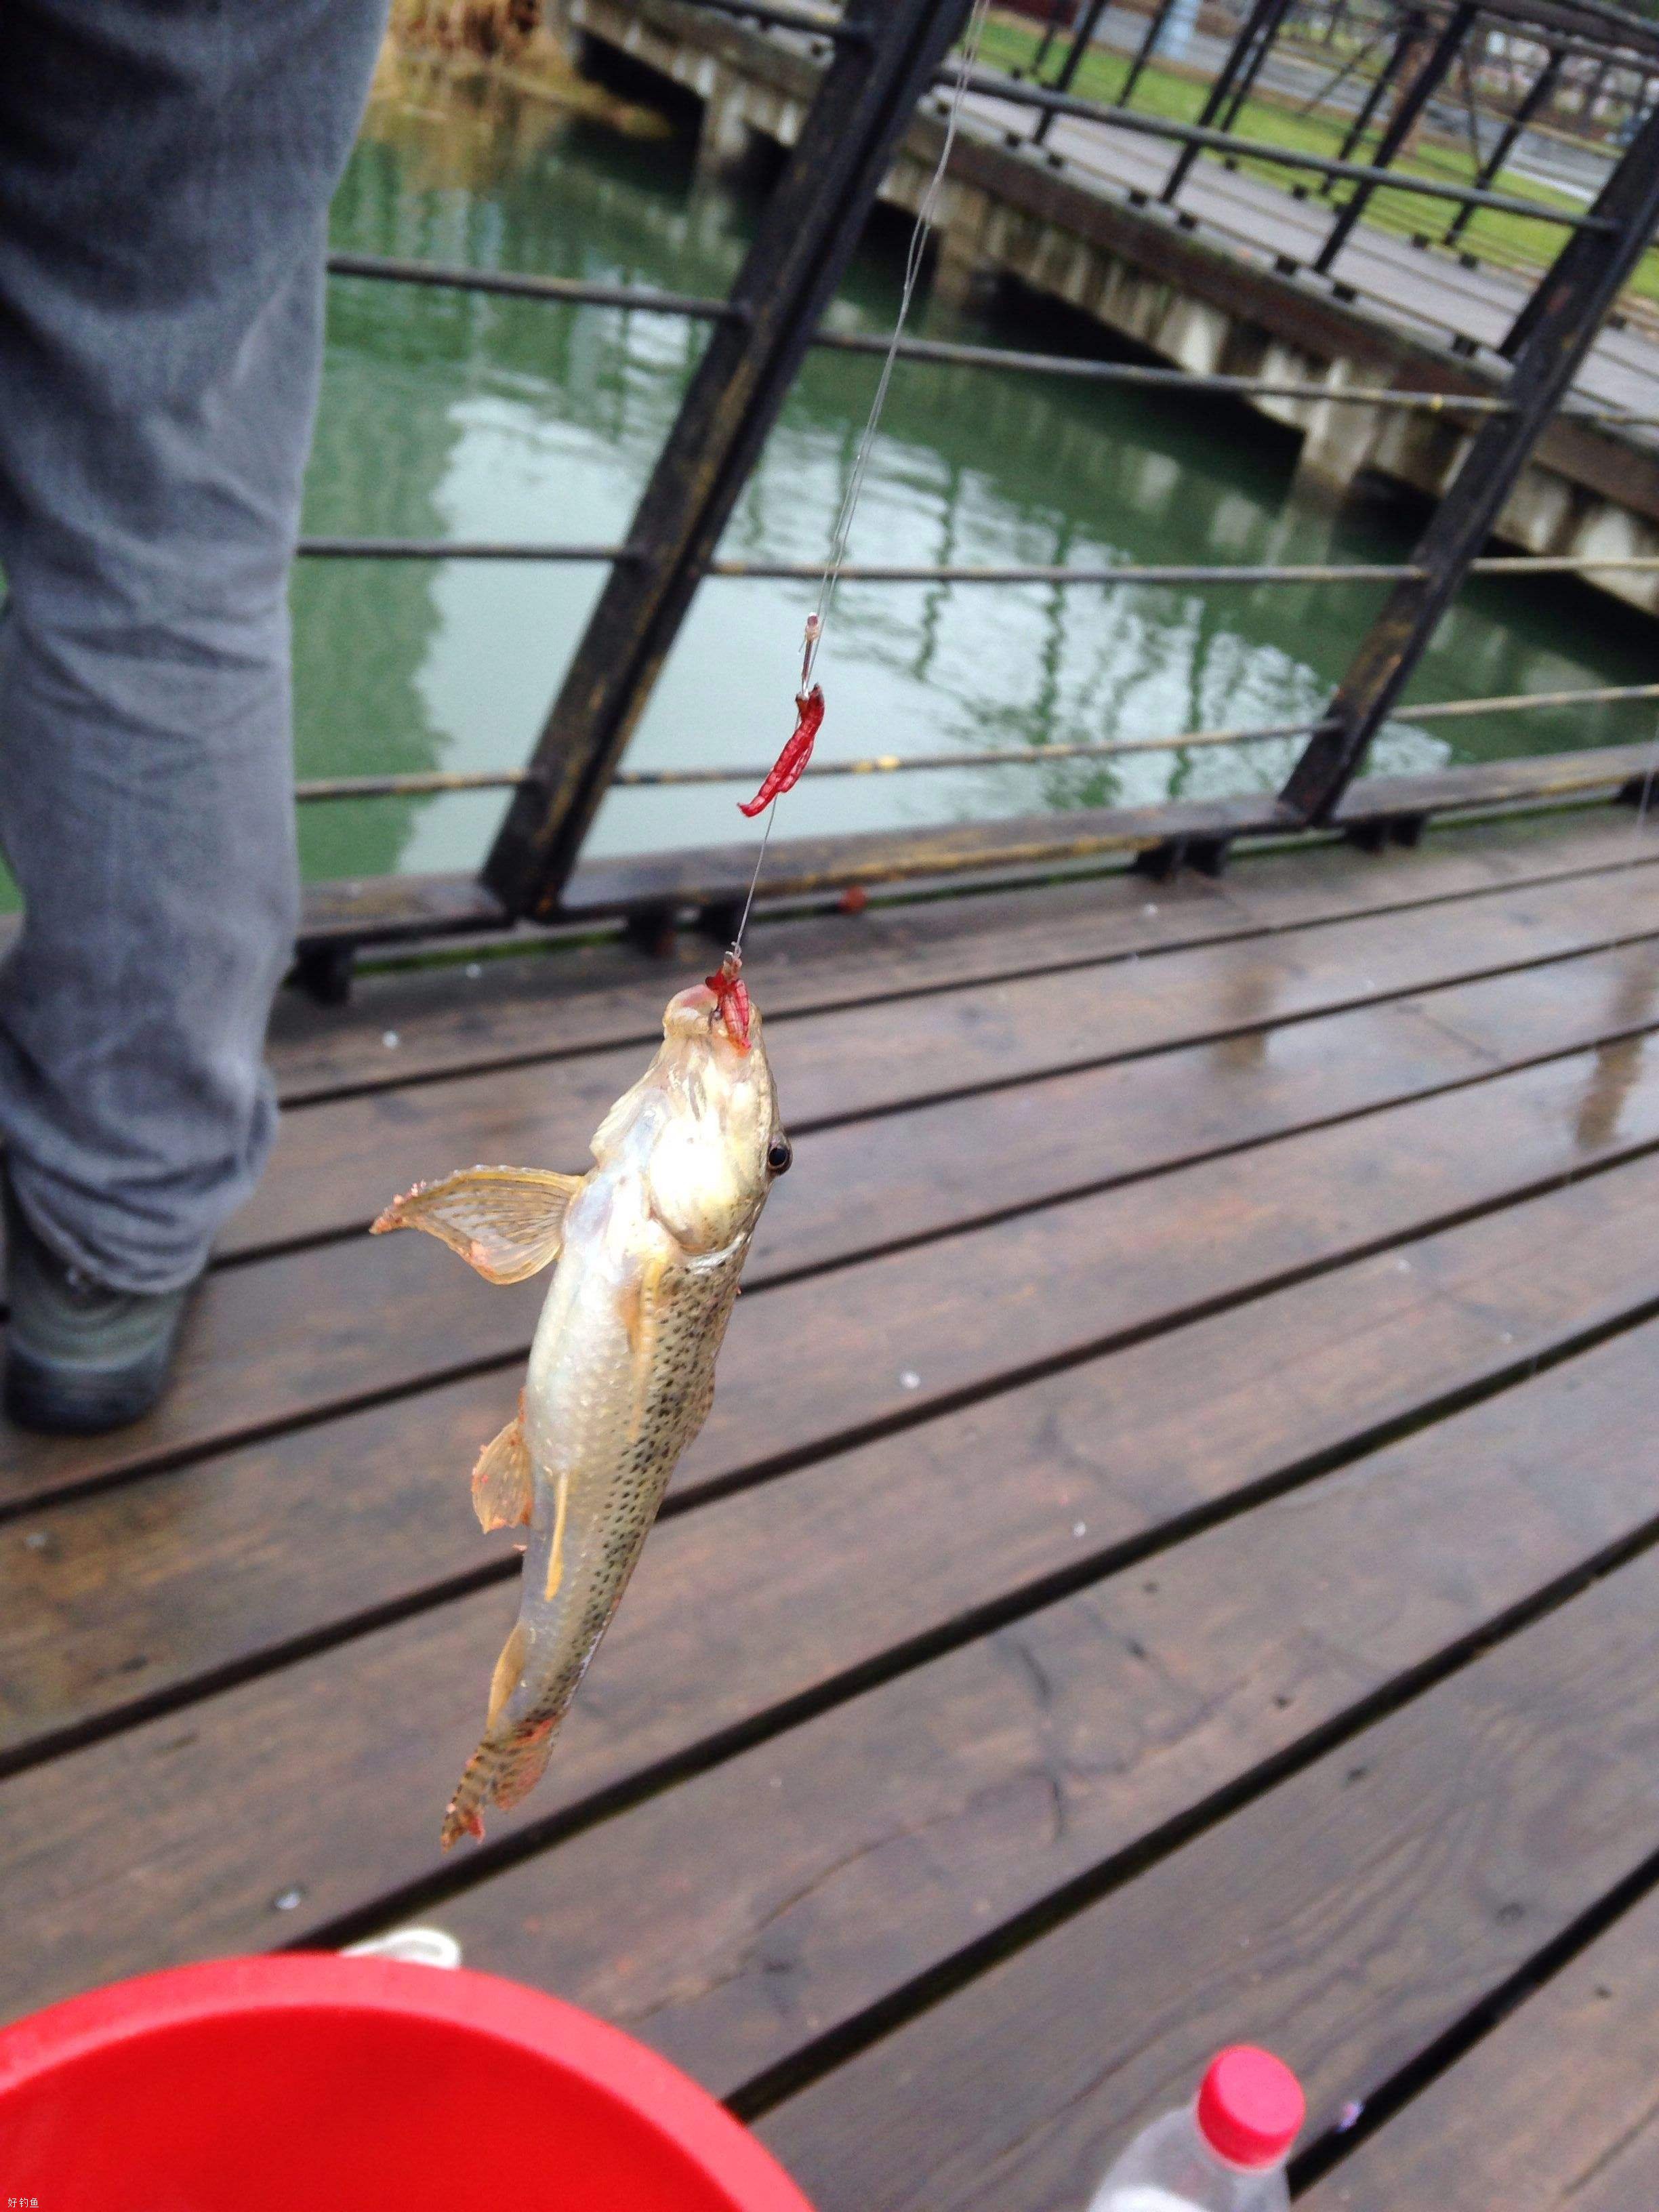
left=7, top=804, right=1659, bottom=2205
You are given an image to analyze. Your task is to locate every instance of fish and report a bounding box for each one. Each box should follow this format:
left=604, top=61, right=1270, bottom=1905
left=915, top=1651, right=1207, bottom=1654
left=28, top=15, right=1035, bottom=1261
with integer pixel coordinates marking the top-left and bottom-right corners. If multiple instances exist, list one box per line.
left=371, top=965, right=790, bottom=1848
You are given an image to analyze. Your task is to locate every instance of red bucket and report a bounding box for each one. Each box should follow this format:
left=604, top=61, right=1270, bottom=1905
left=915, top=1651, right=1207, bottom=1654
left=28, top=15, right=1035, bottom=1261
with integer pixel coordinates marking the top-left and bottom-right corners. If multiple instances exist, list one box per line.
left=0, top=1954, right=815, bottom=2212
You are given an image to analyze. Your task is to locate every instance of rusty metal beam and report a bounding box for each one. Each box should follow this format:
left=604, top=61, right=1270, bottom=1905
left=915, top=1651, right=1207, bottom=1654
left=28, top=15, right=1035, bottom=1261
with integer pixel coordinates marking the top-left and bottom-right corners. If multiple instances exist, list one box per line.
left=1278, top=94, right=1659, bottom=825
left=479, top=0, right=977, bottom=921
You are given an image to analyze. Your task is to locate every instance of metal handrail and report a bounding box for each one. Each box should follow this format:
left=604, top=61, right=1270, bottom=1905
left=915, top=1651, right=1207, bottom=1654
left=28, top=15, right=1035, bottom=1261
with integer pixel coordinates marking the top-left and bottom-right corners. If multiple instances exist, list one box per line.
left=323, top=253, right=1658, bottom=430
left=325, top=252, right=737, bottom=321
left=294, top=544, right=1659, bottom=583
left=292, top=680, right=1659, bottom=800
left=949, top=67, right=1621, bottom=228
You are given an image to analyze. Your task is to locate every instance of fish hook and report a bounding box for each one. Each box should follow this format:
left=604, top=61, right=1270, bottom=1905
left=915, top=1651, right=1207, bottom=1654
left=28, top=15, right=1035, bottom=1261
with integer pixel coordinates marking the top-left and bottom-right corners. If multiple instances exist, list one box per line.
left=705, top=944, right=752, bottom=1052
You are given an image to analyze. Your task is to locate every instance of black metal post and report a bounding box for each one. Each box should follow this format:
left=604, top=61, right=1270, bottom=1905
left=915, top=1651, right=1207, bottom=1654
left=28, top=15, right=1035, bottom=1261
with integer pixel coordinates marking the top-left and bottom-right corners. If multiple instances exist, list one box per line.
left=1031, top=0, right=1078, bottom=78
left=1218, top=0, right=1298, bottom=129
left=1443, top=43, right=1563, bottom=245
left=1279, top=95, right=1659, bottom=823
left=1160, top=0, right=1294, bottom=201
left=1120, top=0, right=1183, bottom=106
left=1319, top=5, right=1421, bottom=194
left=1315, top=0, right=1477, bottom=269
left=1497, top=94, right=1647, bottom=355
left=1033, top=0, right=1111, bottom=144
left=481, top=0, right=977, bottom=920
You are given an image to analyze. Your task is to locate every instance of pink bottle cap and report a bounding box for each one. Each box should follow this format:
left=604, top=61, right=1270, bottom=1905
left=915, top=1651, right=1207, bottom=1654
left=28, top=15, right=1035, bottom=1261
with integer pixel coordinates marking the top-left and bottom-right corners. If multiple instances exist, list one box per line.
left=1196, top=2046, right=1305, bottom=2169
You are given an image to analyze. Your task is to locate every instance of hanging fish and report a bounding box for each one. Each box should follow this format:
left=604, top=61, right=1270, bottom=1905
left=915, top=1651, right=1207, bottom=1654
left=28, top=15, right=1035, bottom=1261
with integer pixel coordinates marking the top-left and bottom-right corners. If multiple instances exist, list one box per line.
left=372, top=964, right=791, bottom=1847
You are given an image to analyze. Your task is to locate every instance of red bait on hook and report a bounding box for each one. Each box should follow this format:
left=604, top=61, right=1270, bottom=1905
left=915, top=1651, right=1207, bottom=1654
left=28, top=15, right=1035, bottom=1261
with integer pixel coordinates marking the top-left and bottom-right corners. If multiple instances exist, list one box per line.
left=705, top=947, right=752, bottom=1052
left=739, top=684, right=824, bottom=819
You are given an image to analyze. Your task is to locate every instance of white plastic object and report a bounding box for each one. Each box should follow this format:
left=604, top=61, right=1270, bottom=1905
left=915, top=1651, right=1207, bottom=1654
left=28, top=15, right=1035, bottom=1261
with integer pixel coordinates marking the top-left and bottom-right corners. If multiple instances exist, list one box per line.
left=341, top=1926, right=463, bottom=1969
left=1088, top=2047, right=1305, bottom=2212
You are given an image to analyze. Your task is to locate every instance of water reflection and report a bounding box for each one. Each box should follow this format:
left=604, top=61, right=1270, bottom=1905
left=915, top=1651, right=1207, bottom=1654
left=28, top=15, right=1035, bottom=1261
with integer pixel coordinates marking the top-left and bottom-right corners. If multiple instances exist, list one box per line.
left=299, top=58, right=1659, bottom=882
left=1574, top=956, right=1659, bottom=1151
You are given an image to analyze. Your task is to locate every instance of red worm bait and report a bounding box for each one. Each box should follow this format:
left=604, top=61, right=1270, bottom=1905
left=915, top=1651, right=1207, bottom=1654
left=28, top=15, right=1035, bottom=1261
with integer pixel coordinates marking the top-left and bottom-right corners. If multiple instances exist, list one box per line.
left=739, top=684, right=825, bottom=819
left=705, top=947, right=752, bottom=1052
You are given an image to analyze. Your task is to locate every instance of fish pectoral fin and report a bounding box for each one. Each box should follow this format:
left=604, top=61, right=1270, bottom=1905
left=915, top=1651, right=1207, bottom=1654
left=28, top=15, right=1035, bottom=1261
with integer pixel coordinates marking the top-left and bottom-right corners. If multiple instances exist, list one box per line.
left=371, top=1166, right=583, bottom=1284
left=471, top=1408, right=535, bottom=1532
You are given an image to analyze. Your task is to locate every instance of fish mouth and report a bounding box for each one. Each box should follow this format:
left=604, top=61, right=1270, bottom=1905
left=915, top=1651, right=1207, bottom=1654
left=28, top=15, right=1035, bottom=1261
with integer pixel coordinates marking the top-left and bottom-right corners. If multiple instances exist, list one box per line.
left=665, top=981, right=721, bottom=1033
left=664, top=980, right=754, bottom=1057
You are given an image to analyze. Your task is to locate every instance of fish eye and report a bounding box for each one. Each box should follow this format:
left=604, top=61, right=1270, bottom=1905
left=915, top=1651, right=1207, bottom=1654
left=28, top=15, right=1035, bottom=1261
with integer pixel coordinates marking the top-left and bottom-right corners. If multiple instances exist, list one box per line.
left=766, top=1134, right=793, bottom=1176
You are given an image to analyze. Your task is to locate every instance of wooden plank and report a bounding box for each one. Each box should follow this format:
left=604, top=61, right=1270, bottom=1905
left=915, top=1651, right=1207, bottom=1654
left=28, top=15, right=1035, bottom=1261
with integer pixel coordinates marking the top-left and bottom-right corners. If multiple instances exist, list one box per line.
left=1334, top=741, right=1659, bottom=823
left=266, top=812, right=1659, bottom=1107
left=552, top=750, right=1659, bottom=919
left=1302, top=1883, right=1659, bottom=2211
left=754, top=1538, right=1659, bottom=2212
left=234, top=878, right=1659, bottom=1258
left=298, top=872, right=506, bottom=948
left=13, top=1124, right=1659, bottom=1778
left=5, top=974, right=1659, bottom=1519
left=2, top=1153, right=1658, bottom=2026
left=430, top=1317, right=1659, bottom=2104
left=9, top=1128, right=1659, bottom=1783
left=556, top=796, right=1294, bottom=916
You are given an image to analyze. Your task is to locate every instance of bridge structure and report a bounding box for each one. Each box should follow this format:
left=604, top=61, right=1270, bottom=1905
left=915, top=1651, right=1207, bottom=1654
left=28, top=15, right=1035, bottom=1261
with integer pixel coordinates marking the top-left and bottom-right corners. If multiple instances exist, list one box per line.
left=282, top=0, right=1659, bottom=982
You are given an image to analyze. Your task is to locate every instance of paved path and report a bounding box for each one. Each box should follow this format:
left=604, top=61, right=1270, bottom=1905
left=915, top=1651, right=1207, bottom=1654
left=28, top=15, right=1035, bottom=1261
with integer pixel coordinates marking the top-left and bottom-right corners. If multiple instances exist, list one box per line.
left=965, top=81, right=1659, bottom=419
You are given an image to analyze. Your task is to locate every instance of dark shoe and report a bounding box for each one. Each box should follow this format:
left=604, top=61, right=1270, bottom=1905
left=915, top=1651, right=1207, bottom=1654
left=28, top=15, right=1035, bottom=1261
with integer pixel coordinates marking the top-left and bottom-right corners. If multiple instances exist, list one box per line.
left=3, top=1172, right=196, bottom=1434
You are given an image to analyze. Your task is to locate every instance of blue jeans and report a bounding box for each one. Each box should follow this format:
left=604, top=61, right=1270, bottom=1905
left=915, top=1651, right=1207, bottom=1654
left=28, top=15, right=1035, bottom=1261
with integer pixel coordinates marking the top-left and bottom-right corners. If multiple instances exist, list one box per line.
left=0, top=0, right=386, bottom=1292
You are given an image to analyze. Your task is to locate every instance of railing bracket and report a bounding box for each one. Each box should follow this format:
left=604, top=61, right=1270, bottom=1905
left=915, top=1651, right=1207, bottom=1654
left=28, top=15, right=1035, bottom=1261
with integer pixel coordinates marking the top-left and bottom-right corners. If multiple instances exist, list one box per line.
left=1134, top=834, right=1231, bottom=882
left=694, top=899, right=747, bottom=947
left=622, top=906, right=680, bottom=960
left=291, top=942, right=356, bottom=1008
left=1345, top=814, right=1425, bottom=853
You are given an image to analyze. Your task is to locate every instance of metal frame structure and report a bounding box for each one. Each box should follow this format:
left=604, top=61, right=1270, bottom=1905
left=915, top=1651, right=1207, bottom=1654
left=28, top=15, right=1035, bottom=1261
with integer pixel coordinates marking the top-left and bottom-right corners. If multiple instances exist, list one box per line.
left=296, top=0, right=1659, bottom=981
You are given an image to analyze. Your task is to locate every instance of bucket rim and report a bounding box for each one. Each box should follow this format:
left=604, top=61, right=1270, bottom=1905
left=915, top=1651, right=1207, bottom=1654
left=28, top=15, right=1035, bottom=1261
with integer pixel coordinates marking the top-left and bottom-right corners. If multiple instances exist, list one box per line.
left=0, top=1953, right=814, bottom=2212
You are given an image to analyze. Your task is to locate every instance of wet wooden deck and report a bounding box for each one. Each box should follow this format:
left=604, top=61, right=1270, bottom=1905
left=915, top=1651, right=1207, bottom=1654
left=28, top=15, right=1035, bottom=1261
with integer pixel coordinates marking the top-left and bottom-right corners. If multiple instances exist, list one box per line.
left=7, top=804, right=1659, bottom=2207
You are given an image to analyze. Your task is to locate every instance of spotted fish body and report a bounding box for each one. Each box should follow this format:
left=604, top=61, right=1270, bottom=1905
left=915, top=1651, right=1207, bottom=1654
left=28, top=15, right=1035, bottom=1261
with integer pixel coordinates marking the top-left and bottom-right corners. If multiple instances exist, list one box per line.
left=373, top=977, right=787, bottom=1847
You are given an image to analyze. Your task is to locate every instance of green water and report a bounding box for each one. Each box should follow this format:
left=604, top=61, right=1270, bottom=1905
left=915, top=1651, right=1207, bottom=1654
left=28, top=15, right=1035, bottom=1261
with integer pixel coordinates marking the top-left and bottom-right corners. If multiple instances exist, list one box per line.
left=299, top=58, right=1658, bottom=885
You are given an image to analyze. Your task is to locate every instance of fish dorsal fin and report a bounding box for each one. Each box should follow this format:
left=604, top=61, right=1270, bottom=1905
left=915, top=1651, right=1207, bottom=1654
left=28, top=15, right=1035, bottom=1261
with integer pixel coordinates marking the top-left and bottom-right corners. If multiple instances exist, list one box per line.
left=371, top=1166, right=582, bottom=1283
left=472, top=1401, right=534, bottom=1532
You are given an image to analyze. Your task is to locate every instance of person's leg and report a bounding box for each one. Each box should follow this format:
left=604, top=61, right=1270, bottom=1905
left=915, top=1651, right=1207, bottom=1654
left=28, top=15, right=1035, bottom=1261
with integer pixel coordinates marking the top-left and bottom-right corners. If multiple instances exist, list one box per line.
left=0, top=0, right=387, bottom=1425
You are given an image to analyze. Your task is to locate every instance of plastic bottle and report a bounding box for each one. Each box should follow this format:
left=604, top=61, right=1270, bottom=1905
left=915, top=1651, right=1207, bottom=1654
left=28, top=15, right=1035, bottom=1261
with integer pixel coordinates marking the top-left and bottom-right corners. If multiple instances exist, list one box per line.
left=1087, top=2046, right=1305, bottom=2212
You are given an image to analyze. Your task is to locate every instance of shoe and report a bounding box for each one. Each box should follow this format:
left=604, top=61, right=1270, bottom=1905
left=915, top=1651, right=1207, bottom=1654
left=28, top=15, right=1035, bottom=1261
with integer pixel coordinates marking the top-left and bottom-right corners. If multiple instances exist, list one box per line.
left=3, top=1170, right=196, bottom=1435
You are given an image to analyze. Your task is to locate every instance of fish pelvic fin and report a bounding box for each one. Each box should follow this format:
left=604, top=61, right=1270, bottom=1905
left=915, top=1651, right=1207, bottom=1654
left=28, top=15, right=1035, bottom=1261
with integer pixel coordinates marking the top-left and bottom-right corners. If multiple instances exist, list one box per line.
left=472, top=1398, right=534, bottom=1532
left=371, top=1166, right=583, bottom=1284
left=440, top=1713, right=560, bottom=1849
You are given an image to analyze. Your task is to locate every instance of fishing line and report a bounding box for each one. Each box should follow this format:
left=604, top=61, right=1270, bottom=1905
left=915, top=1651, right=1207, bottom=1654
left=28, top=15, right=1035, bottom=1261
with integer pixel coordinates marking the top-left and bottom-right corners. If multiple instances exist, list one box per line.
left=729, top=0, right=995, bottom=958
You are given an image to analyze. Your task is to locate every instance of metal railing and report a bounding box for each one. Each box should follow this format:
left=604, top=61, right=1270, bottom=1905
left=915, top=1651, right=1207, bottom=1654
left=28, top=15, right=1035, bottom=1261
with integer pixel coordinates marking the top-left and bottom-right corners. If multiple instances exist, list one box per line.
left=296, top=0, right=1659, bottom=968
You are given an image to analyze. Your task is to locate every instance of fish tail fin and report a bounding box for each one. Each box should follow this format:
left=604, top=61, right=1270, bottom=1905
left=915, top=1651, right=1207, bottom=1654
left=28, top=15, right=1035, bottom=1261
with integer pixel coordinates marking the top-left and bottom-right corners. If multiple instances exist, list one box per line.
left=439, top=1715, right=560, bottom=1849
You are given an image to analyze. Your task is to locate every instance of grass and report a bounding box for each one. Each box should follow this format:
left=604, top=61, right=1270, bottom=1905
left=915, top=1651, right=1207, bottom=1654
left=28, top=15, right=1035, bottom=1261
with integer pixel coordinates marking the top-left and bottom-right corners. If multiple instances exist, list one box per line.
left=971, top=9, right=1659, bottom=312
